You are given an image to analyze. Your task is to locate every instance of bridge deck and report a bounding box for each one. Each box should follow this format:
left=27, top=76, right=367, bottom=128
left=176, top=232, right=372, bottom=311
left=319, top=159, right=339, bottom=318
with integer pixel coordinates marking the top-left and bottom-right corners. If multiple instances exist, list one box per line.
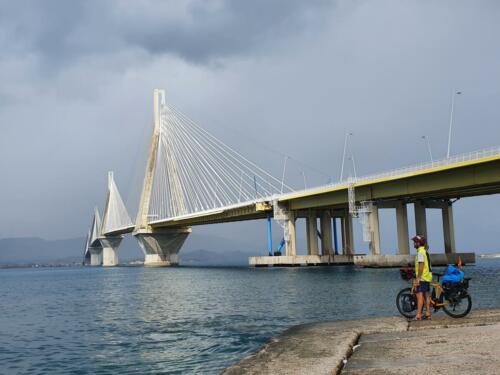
left=148, top=149, right=500, bottom=228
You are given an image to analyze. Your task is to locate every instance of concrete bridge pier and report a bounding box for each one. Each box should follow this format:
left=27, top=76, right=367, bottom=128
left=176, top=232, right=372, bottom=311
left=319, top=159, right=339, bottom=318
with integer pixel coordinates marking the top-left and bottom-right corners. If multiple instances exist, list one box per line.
left=100, top=236, right=123, bottom=267
left=362, top=198, right=458, bottom=259
left=377, top=200, right=410, bottom=255
left=422, top=199, right=456, bottom=254
left=135, top=227, right=191, bottom=266
left=442, top=201, right=456, bottom=254
left=354, top=198, right=470, bottom=267
left=340, top=210, right=355, bottom=255
left=249, top=200, right=470, bottom=267
left=367, top=202, right=381, bottom=255
left=284, top=213, right=297, bottom=256
left=320, top=211, right=333, bottom=255
left=395, top=201, right=410, bottom=255
left=306, top=210, right=319, bottom=256
left=414, top=200, right=428, bottom=239
left=89, top=247, right=103, bottom=266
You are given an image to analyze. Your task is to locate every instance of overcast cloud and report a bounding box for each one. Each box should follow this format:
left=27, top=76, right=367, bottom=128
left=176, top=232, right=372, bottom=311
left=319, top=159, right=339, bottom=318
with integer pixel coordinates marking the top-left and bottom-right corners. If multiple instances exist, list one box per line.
left=1, top=0, right=499, bottom=254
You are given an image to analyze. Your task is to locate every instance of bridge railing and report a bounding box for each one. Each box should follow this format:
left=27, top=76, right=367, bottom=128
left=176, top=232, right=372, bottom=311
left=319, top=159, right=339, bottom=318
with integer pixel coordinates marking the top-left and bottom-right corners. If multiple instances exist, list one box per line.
left=151, top=145, right=500, bottom=224
left=355, top=145, right=500, bottom=183
left=148, top=144, right=500, bottom=224
left=283, top=145, right=500, bottom=197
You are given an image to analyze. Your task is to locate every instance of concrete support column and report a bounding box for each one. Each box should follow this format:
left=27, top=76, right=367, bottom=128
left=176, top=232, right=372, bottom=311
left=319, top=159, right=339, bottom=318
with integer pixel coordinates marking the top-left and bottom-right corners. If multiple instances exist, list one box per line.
left=320, top=211, right=333, bottom=255
left=83, top=251, right=91, bottom=265
left=341, top=211, right=355, bottom=255
left=442, top=201, right=456, bottom=254
left=333, top=218, right=339, bottom=254
left=414, top=200, right=428, bottom=238
left=285, top=215, right=297, bottom=256
left=395, top=201, right=410, bottom=255
left=89, top=247, right=103, bottom=266
left=135, top=227, right=191, bottom=266
left=368, top=202, right=381, bottom=255
left=100, top=237, right=123, bottom=267
left=306, top=211, right=319, bottom=256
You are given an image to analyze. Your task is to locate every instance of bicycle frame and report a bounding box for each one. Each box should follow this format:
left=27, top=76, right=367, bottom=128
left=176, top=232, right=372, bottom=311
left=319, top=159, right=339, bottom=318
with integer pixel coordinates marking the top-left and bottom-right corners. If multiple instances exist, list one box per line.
left=410, top=279, right=448, bottom=308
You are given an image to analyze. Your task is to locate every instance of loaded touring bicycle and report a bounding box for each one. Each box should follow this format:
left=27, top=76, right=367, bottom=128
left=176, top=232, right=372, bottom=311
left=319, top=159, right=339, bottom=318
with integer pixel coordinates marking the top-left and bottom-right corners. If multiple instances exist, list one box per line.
left=396, top=263, right=472, bottom=319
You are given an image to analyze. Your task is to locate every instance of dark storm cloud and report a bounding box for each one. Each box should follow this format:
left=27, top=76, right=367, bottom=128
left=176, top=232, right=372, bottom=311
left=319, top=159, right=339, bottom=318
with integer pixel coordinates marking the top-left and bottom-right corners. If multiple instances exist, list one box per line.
left=0, top=1, right=87, bottom=58
left=121, top=0, right=333, bottom=62
left=0, top=0, right=333, bottom=68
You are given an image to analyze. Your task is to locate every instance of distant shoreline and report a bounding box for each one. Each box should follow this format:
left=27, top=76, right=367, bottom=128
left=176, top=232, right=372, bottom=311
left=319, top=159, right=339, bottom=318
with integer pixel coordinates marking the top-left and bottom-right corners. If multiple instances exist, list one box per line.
left=0, top=263, right=83, bottom=269
left=479, top=254, right=500, bottom=259
left=2, top=256, right=499, bottom=270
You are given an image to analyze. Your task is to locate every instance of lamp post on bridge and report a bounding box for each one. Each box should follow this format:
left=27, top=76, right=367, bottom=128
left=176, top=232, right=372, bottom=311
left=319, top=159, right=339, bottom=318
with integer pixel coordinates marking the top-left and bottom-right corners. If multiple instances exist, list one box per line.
left=421, top=135, right=434, bottom=163
left=301, top=171, right=307, bottom=189
left=447, top=90, right=462, bottom=159
left=348, top=155, right=358, bottom=180
left=340, top=131, right=353, bottom=182
left=280, top=156, right=289, bottom=193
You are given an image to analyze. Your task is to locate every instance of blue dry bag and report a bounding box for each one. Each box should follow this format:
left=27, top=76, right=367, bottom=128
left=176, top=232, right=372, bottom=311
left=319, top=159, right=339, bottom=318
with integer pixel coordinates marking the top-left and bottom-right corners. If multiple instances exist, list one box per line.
left=442, top=264, right=464, bottom=283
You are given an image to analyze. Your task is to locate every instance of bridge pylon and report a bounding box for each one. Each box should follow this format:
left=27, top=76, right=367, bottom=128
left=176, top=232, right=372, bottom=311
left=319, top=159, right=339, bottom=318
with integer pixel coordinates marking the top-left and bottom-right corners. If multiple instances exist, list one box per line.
left=85, top=207, right=103, bottom=266
left=133, top=89, right=191, bottom=266
left=99, top=171, right=133, bottom=266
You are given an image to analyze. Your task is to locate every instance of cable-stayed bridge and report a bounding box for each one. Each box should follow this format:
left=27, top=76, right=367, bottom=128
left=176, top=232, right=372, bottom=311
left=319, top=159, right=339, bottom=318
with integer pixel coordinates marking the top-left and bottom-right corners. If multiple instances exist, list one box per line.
left=85, top=89, right=500, bottom=267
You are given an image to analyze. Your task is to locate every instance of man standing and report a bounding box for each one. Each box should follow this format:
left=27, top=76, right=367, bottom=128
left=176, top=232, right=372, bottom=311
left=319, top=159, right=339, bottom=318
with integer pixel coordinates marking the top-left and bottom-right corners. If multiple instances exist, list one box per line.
left=412, top=235, right=433, bottom=320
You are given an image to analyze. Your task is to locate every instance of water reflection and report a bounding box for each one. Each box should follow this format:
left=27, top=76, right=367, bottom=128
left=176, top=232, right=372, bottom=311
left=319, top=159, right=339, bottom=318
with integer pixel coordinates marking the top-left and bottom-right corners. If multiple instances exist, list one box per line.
left=0, top=260, right=499, bottom=374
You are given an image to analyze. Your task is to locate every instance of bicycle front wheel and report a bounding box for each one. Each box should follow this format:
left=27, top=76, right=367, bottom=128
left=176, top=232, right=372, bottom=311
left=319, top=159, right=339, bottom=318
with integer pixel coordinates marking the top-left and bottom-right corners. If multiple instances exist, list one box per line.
left=396, top=287, right=417, bottom=319
left=443, top=295, right=472, bottom=318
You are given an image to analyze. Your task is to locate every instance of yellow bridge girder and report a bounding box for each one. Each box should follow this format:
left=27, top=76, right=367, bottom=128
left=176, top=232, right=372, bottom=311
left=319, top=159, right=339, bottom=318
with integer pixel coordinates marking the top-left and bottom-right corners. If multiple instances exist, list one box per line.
left=143, top=154, right=500, bottom=229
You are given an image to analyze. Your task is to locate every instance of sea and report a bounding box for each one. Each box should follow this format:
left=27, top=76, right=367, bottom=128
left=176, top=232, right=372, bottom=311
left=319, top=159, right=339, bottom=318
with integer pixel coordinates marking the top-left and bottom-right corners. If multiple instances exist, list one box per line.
left=1, top=259, right=499, bottom=374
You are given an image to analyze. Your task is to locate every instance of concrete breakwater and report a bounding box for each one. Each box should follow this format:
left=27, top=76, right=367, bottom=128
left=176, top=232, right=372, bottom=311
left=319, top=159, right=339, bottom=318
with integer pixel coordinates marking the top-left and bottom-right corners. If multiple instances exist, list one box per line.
left=222, top=309, right=500, bottom=375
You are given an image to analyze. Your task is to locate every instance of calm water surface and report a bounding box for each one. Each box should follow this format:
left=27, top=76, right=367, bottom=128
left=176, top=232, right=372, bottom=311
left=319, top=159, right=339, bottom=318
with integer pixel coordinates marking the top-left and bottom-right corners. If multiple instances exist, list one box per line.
left=1, top=259, right=499, bottom=374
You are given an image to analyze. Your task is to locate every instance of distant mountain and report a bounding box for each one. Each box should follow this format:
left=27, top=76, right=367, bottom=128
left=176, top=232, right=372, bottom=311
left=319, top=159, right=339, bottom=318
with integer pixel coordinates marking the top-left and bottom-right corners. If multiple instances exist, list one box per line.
left=0, top=233, right=263, bottom=266
left=0, top=237, right=86, bottom=265
left=181, top=233, right=260, bottom=265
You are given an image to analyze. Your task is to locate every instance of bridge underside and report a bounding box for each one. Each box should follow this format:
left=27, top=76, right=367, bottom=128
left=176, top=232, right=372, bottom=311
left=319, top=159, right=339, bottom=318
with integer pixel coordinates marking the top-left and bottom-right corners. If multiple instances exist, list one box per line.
left=97, top=145, right=500, bottom=267
left=282, top=158, right=500, bottom=211
left=150, top=204, right=270, bottom=229
left=136, top=158, right=500, bottom=231
left=255, top=160, right=500, bottom=267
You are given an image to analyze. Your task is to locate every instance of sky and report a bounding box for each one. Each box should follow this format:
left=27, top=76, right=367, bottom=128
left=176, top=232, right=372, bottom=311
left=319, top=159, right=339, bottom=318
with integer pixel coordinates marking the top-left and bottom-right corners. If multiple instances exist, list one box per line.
left=1, top=0, right=499, bottom=254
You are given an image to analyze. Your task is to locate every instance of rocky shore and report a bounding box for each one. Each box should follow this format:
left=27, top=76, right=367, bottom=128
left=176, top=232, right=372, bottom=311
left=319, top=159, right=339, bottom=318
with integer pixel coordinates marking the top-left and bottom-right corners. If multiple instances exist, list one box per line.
left=222, top=309, right=500, bottom=375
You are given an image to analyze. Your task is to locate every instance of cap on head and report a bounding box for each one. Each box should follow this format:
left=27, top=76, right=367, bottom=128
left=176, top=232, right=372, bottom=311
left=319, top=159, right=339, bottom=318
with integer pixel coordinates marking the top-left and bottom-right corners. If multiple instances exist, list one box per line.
left=411, top=234, right=426, bottom=247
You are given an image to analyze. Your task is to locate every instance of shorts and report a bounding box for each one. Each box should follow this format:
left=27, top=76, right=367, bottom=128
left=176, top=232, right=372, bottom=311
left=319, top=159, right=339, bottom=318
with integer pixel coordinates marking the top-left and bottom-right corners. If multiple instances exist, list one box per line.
left=415, top=281, right=430, bottom=293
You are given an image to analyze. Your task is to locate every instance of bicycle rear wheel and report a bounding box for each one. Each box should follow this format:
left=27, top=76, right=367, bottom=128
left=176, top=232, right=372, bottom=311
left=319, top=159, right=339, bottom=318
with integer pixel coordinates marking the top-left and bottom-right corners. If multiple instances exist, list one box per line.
left=396, top=287, right=417, bottom=319
left=443, top=295, right=472, bottom=318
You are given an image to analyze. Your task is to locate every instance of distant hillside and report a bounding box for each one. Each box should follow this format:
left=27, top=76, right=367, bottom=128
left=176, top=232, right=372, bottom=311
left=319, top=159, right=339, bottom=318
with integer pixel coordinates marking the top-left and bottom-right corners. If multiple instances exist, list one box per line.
left=0, top=233, right=263, bottom=266
left=181, top=233, right=261, bottom=265
left=0, top=237, right=86, bottom=264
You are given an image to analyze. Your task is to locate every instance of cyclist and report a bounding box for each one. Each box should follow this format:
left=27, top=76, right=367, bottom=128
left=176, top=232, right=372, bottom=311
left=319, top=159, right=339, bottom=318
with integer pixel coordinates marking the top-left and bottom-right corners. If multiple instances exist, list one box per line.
left=412, top=234, right=433, bottom=320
